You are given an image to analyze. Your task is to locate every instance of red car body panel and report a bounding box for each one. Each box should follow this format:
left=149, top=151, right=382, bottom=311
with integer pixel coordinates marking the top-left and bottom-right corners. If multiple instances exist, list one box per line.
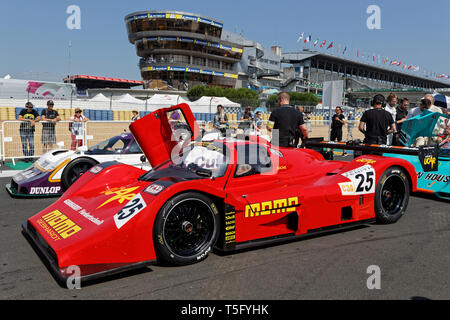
left=23, top=103, right=417, bottom=283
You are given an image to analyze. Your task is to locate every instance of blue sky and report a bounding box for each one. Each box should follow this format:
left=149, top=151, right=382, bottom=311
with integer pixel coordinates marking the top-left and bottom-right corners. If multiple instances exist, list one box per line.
left=1, top=0, right=449, bottom=82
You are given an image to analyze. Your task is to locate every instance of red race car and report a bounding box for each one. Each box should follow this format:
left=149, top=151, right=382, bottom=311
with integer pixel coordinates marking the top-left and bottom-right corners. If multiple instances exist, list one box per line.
left=22, top=103, right=418, bottom=283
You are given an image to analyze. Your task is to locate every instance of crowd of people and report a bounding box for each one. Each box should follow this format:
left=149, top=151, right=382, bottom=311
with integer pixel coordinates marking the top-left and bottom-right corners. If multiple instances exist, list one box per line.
left=228, top=91, right=449, bottom=150
left=17, top=92, right=449, bottom=162
left=17, top=100, right=90, bottom=161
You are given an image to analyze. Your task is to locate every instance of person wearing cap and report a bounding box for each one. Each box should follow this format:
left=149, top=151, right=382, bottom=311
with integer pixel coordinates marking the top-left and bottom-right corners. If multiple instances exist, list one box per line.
left=41, top=100, right=61, bottom=153
left=18, top=102, right=40, bottom=161
left=131, top=110, right=140, bottom=122
left=69, top=108, right=89, bottom=150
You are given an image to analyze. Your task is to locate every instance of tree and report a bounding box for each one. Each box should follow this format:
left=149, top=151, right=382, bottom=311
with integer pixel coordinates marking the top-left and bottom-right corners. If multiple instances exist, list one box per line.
left=186, top=85, right=260, bottom=107
left=266, top=92, right=319, bottom=109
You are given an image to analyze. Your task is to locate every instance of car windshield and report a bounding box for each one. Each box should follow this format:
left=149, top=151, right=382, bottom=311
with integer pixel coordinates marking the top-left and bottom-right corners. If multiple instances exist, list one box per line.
left=142, top=141, right=230, bottom=180
left=171, top=141, right=230, bottom=178
left=85, top=135, right=131, bottom=155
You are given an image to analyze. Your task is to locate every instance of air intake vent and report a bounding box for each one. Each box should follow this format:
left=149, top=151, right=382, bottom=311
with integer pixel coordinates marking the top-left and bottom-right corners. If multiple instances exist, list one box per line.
left=341, top=206, right=353, bottom=221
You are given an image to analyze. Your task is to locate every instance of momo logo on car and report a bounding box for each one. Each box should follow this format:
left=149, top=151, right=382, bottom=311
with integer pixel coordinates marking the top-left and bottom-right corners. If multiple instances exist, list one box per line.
left=37, top=210, right=82, bottom=240
left=97, top=186, right=141, bottom=209
left=245, top=197, right=299, bottom=218
left=30, top=186, right=61, bottom=195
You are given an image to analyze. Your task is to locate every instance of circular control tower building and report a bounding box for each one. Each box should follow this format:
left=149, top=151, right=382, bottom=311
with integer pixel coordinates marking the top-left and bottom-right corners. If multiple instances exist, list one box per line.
left=125, top=11, right=244, bottom=90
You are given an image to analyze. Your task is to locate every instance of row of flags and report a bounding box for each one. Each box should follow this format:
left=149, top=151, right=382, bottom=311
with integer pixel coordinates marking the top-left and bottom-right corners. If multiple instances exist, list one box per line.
left=297, top=33, right=449, bottom=81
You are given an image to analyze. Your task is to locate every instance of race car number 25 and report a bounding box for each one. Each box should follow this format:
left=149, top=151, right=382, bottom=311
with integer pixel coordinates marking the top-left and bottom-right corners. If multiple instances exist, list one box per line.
left=339, top=165, right=376, bottom=196
left=114, top=193, right=147, bottom=229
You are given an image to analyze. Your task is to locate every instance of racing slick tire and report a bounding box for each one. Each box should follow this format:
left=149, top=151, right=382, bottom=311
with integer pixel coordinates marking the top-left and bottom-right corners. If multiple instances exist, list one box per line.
left=153, top=192, right=221, bottom=266
left=374, top=166, right=410, bottom=224
left=61, top=157, right=98, bottom=191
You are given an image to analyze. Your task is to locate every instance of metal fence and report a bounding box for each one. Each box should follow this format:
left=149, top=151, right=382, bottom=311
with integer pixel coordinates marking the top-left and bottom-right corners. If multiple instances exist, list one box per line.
left=1, top=121, right=132, bottom=161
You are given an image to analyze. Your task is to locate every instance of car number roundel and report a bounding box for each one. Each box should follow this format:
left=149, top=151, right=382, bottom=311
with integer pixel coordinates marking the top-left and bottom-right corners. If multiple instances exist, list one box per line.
left=114, top=193, right=147, bottom=229
left=339, top=165, right=376, bottom=196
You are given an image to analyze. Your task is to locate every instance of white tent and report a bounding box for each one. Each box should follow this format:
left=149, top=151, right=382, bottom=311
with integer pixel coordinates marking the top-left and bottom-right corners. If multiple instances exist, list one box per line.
left=115, top=93, right=145, bottom=104
left=189, top=96, right=241, bottom=113
left=89, top=93, right=111, bottom=102
left=144, top=94, right=189, bottom=111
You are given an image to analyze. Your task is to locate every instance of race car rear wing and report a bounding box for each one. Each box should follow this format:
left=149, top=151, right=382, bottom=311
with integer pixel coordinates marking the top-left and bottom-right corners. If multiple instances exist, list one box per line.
left=305, top=139, right=439, bottom=172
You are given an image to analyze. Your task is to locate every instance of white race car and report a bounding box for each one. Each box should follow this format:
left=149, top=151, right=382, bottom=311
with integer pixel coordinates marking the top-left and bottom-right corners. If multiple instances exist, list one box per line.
left=6, top=133, right=149, bottom=197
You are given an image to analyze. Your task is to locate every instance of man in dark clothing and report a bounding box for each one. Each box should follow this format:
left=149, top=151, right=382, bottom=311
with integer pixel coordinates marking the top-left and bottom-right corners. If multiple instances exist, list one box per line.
left=393, top=98, right=409, bottom=146
left=359, top=95, right=396, bottom=145
left=268, top=92, right=308, bottom=147
left=18, top=102, right=40, bottom=160
left=293, top=106, right=305, bottom=147
left=41, top=100, right=61, bottom=153
left=330, top=107, right=346, bottom=142
left=239, top=106, right=253, bottom=131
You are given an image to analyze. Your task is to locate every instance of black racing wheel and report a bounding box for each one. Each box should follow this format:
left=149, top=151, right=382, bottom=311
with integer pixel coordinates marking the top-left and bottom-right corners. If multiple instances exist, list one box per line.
left=61, top=157, right=98, bottom=191
left=153, top=192, right=221, bottom=266
left=374, top=166, right=410, bottom=224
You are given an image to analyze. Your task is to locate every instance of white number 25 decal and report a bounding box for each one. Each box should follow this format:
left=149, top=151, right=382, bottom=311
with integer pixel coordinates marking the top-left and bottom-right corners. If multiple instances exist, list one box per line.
left=340, top=165, right=376, bottom=196
left=114, top=193, right=147, bottom=229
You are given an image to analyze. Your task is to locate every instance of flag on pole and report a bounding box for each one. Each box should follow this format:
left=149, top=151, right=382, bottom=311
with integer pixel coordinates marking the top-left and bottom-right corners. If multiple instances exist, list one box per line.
left=313, top=39, right=319, bottom=47
left=297, top=33, right=304, bottom=42
left=320, top=40, right=327, bottom=48
left=342, top=47, right=347, bottom=55
left=304, top=35, right=312, bottom=43
left=327, top=42, right=334, bottom=49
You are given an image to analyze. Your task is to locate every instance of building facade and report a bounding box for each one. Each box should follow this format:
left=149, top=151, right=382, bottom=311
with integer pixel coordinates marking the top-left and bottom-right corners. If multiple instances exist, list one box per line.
left=221, top=31, right=283, bottom=95
left=125, top=11, right=244, bottom=90
left=282, top=50, right=450, bottom=107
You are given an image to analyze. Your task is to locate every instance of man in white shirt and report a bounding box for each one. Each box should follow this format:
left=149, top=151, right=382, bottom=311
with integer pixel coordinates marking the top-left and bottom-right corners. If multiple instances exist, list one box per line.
left=385, top=94, right=398, bottom=145
left=407, top=94, right=443, bottom=119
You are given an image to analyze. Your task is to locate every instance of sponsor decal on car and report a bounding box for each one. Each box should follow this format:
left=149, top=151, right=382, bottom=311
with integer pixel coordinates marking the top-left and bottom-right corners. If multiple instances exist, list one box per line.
left=89, top=165, right=103, bottom=174
left=30, top=186, right=62, bottom=195
left=97, top=186, right=141, bottom=209
left=37, top=210, right=82, bottom=240
left=144, top=184, right=165, bottom=195
left=245, top=197, right=299, bottom=218
left=356, top=159, right=377, bottom=165
left=339, top=165, right=376, bottom=196
left=224, top=209, right=236, bottom=243
left=417, top=172, right=450, bottom=183
left=418, top=146, right=439, bottom=172
left=114, top=193, right=147, bottom=229
left=64, top=199, right=104, bottom=226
